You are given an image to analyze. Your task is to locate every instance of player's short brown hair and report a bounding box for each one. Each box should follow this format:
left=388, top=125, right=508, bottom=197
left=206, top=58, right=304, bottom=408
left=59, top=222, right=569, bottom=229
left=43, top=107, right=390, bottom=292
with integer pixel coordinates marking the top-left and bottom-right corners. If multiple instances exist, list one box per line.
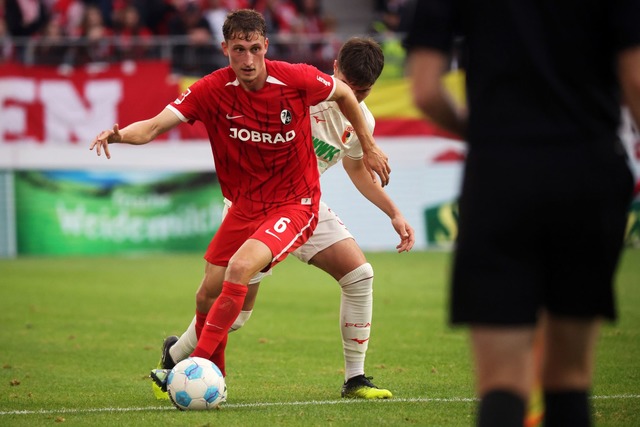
left=337, top=37, right=385, bottom=87
left=223, top=9, right=267, bottom=42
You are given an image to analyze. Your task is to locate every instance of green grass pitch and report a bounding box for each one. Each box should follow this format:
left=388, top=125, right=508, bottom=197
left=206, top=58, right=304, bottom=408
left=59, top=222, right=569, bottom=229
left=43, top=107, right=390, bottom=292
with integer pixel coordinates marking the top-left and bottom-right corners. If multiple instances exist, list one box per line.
left=0, top=249, right=638, bottom=426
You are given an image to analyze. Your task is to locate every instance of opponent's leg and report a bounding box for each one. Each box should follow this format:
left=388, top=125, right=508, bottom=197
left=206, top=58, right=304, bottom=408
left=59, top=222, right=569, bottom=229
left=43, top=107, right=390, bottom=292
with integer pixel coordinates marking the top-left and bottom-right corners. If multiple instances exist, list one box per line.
left=339, top=263, right=373, bottom=381
left=337, top=263, right=391, bottom=399
left=310, top=238, right=391, bottom=399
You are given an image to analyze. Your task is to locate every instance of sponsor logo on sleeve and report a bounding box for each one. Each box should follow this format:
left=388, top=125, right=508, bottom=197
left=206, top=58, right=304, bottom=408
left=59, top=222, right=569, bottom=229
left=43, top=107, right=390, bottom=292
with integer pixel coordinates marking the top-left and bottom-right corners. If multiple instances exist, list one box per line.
left=316, top=75, right=331, bottom=87
left=174, top=88, right=191, bottom=105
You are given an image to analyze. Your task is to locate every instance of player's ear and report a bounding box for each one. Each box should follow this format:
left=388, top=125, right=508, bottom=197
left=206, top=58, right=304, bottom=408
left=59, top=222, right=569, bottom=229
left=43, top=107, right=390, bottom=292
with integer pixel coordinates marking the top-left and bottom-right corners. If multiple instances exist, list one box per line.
left=222, top=41, right=229, bottom=57
left=333, top=60, right=338, bottom=74
left=264, top=37, right=269, bottom=52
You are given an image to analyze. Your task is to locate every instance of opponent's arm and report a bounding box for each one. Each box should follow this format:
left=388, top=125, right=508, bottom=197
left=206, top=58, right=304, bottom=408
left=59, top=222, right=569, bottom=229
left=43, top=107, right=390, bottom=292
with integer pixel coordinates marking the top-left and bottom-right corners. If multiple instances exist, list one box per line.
left=89, top=108, right=183, bottom=159
left=329, top=79, right=391, bottom=187
left=343, top=156, right=415, bottom=253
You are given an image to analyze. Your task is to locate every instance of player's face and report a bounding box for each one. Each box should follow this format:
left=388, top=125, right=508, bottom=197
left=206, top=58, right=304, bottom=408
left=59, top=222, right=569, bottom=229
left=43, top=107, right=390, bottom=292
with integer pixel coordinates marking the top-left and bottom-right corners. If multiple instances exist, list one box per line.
left=223, top=33, right=269, bottom=91
left=334, top=67, right=373, bottom=103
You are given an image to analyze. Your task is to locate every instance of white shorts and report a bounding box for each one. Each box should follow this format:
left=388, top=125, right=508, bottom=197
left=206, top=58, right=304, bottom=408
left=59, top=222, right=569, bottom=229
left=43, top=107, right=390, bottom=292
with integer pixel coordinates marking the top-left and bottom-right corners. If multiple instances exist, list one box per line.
left=291, top=200, right=353, bottom=263
left=222, top=199, right=353, bottom=283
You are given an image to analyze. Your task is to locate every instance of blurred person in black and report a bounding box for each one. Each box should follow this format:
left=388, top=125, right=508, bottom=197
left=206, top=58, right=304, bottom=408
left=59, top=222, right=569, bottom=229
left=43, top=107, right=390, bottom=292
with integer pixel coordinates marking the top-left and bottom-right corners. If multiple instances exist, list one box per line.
left=5, top=0, right=49, bottom=62
left=72, top=3, right=112, bottom=65
left=30, top=14, right=73, bottom=66
left=167, top=0, right=220, bottom=77
left=403, top=0, right=640, bottom=426
left=5, top=0, right=49, bottom=37
left=371, top=0, right=410, bottom=34
left=111, top=4, right=154, bottom=61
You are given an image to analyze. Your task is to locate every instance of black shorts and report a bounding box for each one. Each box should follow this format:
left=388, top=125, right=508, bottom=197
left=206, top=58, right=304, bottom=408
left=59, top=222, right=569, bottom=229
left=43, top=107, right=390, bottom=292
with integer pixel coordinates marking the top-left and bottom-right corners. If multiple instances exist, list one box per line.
left=450, top=141, right=634, bottom=325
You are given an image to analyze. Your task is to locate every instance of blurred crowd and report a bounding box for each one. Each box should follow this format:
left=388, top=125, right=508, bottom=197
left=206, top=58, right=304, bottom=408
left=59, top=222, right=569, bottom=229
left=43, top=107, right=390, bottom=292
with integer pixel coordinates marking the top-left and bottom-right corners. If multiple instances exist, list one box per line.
left=0, top=0, right=409, bottom=76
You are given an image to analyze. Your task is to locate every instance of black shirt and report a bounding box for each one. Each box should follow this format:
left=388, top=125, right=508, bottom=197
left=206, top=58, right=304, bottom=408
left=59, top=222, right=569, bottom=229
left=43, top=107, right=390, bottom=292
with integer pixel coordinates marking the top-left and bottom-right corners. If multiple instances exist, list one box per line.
left=403, top=0, right=640, bottom=146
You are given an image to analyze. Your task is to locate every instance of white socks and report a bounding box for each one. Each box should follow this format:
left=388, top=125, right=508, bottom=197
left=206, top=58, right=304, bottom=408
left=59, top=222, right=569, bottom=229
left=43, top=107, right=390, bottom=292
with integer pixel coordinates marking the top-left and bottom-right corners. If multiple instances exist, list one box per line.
left=169, top=315, right=198, bottom=364
left=229, top=310, right=253, bottom=332
left=339, top=263, right=374, bottom=381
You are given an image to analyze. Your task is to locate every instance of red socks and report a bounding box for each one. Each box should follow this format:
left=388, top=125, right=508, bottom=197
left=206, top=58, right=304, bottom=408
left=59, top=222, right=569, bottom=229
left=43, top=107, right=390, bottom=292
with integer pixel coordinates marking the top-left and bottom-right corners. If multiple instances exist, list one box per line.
left=195, top=309, right=208, bottom=339
left=210, top=333, right=228, bottom=376
left=191, top=281, right=247, bottom=361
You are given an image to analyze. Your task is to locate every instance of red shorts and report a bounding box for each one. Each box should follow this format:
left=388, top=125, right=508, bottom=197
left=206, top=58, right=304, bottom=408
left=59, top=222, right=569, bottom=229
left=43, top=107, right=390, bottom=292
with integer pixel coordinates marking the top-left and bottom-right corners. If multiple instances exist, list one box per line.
left=204, top=204, right=318, bottom=271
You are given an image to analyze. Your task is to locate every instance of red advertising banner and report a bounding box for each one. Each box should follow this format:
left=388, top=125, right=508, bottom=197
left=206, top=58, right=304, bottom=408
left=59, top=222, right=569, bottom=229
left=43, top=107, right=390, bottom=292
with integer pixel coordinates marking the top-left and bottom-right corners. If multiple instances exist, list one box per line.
left=0, top=61, right=209, bottom=144
left=0, top=60, right=448, bottom=145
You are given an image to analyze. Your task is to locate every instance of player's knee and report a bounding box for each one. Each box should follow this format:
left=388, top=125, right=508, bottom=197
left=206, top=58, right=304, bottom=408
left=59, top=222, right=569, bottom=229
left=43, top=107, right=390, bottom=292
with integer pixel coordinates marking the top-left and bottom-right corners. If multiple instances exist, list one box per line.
left=226, top=257, right=260, bottom=284
left=339, top=263, right=374, bottom=295
left=195, top=286, right=216, bottom=311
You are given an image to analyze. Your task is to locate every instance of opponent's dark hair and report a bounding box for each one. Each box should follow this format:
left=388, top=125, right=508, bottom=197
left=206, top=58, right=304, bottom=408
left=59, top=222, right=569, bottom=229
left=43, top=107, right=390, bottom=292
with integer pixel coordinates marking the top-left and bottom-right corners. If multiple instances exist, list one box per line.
left=337, top=37, right=385, bottom=87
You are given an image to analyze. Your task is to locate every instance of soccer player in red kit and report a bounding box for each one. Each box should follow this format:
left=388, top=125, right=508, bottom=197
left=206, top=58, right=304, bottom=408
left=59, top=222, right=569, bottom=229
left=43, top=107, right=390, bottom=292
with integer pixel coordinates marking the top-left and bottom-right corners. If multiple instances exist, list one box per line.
left=89, top=9, right=390, bottom=380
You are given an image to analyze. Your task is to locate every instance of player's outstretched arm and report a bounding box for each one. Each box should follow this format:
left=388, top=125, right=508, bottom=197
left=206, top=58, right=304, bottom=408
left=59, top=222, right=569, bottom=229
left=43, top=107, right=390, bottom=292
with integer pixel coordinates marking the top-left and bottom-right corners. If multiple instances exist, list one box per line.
left=343, top=157, right=415, bottom=252
left=89, top=109, right=182, bottom=159
left=330, top=79, right=391, bottom=187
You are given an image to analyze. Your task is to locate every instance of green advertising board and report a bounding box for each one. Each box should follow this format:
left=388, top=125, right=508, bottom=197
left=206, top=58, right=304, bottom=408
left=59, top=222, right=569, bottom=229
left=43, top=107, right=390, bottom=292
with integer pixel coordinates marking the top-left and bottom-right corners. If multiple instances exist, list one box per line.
left=424, top=200, right=459, bottom=248
left=15, top=171, right=224, bottom=255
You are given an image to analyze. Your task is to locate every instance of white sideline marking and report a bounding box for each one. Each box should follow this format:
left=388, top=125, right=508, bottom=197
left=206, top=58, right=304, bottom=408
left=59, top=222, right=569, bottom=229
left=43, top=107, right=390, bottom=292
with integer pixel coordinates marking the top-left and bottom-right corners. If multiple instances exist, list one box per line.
left=1, top=395, right=639, bottom=416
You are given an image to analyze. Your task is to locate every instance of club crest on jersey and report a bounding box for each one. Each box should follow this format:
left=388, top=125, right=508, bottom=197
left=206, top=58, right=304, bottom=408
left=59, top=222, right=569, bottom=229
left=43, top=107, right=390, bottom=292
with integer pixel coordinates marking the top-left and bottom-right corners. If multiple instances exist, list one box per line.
left=174, top=88, right=191, bottom=105
left=341, top=125, right=355, bottom=144
left=280, top=110, right=292, bottom=125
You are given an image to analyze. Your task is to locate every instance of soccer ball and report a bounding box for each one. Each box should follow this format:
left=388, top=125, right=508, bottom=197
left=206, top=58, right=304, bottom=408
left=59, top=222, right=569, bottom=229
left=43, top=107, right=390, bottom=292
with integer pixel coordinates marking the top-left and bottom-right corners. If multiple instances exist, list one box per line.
left=166, top=357, right=227, bottom=410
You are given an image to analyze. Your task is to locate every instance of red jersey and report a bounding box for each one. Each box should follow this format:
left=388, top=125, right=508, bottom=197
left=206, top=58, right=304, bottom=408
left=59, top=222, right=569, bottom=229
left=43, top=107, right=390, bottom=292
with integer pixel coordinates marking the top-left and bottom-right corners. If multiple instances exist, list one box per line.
left=167, top=59, right=335, bottom=219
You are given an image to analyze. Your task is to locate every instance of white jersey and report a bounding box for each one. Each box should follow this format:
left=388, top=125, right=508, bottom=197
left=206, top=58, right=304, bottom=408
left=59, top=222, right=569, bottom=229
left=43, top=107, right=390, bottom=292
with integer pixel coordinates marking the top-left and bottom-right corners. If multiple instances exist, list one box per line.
left=310, top=100, right=375, bottom=174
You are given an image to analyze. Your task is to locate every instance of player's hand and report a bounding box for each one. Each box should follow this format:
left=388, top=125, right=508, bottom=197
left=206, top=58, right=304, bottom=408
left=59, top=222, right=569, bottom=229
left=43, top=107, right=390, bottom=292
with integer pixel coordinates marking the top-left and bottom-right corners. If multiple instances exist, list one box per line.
left=362, top=145, right=391, bottom=187
left=392, top=216, right=415, bottom=253
left=89, top=124, right=121, bottom=159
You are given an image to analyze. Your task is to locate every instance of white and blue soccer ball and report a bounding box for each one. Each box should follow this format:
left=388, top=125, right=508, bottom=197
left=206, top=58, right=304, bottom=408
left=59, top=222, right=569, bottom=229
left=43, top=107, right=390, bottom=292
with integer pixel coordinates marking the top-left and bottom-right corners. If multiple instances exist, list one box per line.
left=167, top=357, right=227, bottom=410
